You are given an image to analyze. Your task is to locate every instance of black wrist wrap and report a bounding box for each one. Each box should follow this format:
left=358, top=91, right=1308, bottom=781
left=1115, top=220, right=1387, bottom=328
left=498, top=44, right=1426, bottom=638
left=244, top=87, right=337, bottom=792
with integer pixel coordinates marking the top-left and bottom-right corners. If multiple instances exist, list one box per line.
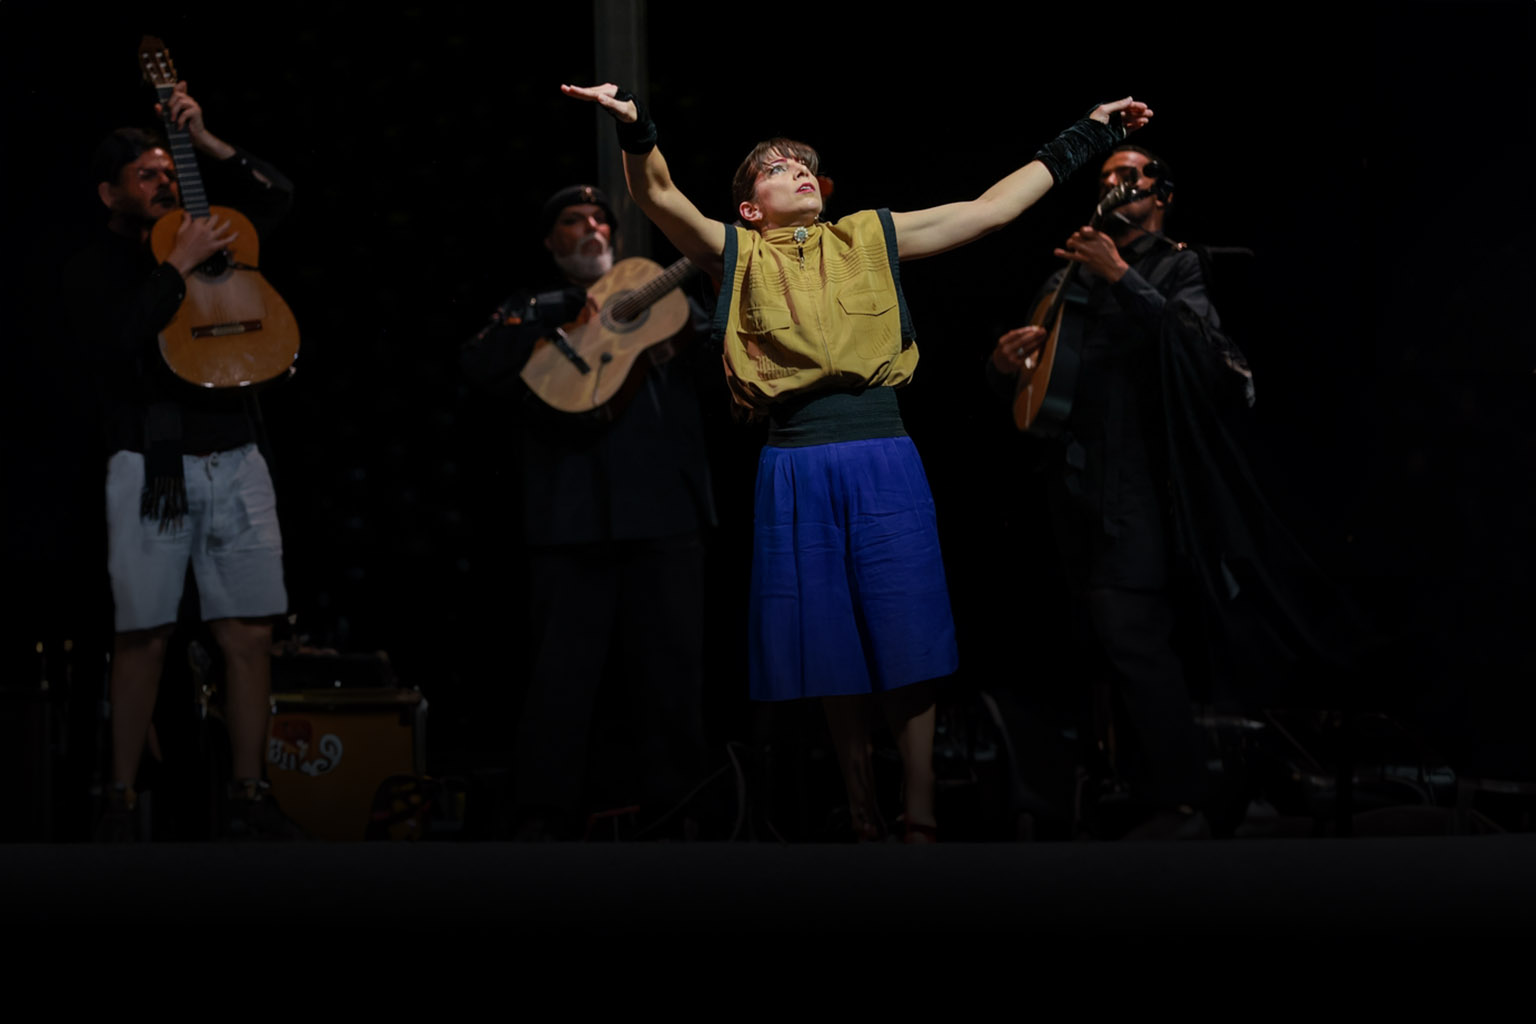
left=1032, top=109, right=1125, bottom=184
left=611, top=87, right=658, bottom=155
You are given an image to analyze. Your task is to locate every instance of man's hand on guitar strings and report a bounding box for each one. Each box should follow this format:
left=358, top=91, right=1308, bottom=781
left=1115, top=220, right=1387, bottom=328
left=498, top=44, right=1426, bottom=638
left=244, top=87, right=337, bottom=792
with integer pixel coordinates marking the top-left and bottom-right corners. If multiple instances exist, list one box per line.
left=993, top=326, right=1048, bottom=375
left=157, top=81, right=209, bottom=137
left=165, top=212, right=239, bottom=276
left=1054, top=226, right=1128, bottom=282
left=156, top=81, right=235, bottom=159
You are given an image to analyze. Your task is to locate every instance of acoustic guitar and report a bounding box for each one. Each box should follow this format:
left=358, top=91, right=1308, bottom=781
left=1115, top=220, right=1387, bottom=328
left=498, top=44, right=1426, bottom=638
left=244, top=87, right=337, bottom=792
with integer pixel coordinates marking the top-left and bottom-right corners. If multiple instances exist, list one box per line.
left=138, top=36, right=299, bottom=389
left=1012, top=179, right=1142, bottom=434
left=520, top=256, right=698, bottom=417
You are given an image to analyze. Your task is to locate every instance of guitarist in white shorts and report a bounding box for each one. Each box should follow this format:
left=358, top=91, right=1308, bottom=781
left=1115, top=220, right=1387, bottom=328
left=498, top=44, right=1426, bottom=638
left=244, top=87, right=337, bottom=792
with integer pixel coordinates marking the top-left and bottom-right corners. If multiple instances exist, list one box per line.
left=68, top=83, right=297, bottom=840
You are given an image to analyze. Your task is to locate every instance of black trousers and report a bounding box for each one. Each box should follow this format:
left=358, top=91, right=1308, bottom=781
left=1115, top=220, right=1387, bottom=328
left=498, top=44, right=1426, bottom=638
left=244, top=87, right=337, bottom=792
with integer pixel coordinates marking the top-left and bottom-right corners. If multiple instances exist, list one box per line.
left=1081, top=586, right=1207, bottom=811
left=512, top=533, right=707, bottom=832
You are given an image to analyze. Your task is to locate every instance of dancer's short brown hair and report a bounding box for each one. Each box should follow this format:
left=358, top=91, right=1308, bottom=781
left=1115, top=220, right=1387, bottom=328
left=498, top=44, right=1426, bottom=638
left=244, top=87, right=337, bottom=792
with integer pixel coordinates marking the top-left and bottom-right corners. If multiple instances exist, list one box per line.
left=731, top=137, right=821, bottom=210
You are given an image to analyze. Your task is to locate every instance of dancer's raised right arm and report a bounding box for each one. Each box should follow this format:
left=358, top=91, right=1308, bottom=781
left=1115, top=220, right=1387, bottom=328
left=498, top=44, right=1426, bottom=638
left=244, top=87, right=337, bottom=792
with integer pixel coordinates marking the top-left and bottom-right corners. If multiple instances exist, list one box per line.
left=561, top=84, right=727, bottom=277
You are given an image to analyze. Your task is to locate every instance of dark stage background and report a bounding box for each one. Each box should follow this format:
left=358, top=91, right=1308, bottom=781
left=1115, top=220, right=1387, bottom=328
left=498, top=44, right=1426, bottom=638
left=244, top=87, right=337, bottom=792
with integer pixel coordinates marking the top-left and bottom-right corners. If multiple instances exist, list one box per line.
left=4, top=2, right=1531, bottom=839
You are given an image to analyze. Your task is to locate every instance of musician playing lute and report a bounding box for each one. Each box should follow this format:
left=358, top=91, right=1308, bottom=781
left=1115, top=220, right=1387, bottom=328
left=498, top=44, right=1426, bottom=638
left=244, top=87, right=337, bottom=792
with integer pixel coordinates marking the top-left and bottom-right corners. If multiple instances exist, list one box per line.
left=988, top=145, right=1257, bottom=840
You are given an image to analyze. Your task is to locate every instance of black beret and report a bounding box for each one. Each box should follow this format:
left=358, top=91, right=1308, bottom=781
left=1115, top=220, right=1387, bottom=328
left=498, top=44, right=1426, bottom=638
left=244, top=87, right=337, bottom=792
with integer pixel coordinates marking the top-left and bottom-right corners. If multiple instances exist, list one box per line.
left=540, top=184, right=616, bottom=237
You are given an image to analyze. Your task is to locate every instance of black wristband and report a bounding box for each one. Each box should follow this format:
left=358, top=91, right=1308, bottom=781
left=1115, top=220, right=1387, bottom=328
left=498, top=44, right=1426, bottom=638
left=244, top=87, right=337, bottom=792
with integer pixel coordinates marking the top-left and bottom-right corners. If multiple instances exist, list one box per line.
left=611, top=87, right=658, bottom=155
left=1032, top=107, right=1126, bottom=185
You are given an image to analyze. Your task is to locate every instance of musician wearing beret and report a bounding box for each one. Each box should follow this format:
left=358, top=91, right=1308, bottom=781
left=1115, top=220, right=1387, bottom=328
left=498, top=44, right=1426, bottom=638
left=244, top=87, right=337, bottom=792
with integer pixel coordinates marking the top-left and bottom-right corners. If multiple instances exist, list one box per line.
left=461, top=185, right=715, bottom=841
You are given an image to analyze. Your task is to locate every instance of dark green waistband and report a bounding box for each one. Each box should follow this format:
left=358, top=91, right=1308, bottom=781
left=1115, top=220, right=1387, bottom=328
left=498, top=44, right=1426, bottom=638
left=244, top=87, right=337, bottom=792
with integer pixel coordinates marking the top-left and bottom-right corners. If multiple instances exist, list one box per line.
left=766, top=387, right=907, bottom=448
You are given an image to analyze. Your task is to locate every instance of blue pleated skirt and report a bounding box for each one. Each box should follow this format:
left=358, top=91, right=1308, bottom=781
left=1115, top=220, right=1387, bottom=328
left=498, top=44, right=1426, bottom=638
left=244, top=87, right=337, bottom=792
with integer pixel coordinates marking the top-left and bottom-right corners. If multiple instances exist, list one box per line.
left=749, top=436, right=959, bottom=701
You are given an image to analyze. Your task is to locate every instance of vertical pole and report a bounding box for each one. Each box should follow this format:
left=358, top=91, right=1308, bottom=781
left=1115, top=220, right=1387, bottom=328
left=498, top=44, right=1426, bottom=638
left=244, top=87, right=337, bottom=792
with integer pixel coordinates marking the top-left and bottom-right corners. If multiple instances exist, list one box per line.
left=593, top=0, right=650, bottom=259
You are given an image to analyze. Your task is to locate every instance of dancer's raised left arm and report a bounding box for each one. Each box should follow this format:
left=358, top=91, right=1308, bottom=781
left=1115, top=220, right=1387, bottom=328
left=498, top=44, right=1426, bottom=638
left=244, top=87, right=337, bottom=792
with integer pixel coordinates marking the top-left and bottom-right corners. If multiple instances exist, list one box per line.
left=890, top=96, right=1151, bottom=260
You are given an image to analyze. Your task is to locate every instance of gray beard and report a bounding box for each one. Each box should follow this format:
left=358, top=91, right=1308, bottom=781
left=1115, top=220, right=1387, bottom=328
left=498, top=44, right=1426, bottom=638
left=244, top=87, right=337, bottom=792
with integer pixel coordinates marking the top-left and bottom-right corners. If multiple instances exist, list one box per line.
left=553, top=240, right=614, bottom=284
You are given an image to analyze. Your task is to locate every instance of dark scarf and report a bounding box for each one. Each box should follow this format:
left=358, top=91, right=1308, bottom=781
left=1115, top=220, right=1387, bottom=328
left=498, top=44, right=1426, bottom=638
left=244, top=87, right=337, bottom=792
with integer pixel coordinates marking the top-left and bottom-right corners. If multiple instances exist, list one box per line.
left=140, top=401, right=187, bottom=531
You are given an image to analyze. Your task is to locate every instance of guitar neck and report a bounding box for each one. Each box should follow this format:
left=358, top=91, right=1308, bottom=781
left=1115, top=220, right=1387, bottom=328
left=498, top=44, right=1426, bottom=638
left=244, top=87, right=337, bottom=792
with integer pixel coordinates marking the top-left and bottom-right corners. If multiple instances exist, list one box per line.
left=153, top=83, right=211, bottom=219
left=610, top=258, right=698, bottom=321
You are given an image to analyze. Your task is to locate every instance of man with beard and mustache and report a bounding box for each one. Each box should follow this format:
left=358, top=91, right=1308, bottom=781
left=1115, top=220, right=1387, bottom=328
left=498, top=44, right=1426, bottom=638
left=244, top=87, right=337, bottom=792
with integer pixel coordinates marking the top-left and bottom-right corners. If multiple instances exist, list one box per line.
left=66, top=82, right=297, bottom=840
left=989, top=145, right=1257, bottom=840
left=461, top=185, right=715, bottom=840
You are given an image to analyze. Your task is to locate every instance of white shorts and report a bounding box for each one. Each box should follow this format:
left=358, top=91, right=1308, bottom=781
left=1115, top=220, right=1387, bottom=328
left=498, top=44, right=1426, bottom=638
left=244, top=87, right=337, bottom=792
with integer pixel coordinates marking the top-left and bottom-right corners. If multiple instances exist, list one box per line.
left=105, top=445, right=288, bottom=632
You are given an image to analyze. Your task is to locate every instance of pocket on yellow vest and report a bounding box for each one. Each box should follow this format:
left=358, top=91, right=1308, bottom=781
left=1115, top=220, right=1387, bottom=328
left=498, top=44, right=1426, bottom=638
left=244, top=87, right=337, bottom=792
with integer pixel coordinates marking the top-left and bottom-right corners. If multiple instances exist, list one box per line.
left=838, top=290, right=897, bottom=358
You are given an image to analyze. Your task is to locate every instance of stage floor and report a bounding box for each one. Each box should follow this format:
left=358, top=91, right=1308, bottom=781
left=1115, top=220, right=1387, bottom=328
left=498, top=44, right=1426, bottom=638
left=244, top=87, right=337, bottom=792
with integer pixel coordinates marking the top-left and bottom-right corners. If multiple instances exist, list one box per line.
left=6, top=835, right=1533, bottom=936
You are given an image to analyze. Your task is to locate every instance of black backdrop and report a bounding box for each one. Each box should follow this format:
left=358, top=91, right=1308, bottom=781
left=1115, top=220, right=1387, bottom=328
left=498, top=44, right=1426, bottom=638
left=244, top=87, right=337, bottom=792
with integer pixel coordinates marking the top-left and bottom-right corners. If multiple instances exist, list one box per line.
left=4, top=2, right=1531, bottom=824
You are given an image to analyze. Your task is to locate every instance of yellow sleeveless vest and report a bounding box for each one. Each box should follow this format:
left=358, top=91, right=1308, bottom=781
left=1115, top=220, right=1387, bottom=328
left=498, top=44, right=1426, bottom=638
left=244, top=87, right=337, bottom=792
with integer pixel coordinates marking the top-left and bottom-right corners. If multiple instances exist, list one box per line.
left=714, top=209, right=919, bottom=411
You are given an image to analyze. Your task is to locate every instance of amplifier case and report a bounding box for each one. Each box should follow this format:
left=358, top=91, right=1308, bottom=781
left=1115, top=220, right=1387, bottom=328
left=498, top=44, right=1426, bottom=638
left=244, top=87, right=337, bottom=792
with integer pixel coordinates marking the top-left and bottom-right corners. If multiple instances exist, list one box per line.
left=266, top=687, right=426, bottom=841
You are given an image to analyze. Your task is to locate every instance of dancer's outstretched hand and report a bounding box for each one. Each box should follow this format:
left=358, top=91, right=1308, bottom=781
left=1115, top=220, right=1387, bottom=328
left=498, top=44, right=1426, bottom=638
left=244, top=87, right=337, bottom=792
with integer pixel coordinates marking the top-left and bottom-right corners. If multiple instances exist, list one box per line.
left=561, top=83, right=637, bottom=123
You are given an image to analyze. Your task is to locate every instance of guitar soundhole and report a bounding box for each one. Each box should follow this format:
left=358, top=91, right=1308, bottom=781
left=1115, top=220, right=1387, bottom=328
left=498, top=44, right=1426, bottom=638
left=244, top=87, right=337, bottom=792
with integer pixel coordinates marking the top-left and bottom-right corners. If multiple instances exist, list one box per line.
left=197, top=250, right=231, bottom=277
left=602, top=290, right=650, bottom=332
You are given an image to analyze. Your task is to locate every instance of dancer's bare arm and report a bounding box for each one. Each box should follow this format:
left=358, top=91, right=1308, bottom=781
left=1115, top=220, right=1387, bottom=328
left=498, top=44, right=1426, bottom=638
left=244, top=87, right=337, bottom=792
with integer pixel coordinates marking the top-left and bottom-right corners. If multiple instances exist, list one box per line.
left=561, top=84, right=727, bottom=276
left=890, top=97, right=1152, bottom=260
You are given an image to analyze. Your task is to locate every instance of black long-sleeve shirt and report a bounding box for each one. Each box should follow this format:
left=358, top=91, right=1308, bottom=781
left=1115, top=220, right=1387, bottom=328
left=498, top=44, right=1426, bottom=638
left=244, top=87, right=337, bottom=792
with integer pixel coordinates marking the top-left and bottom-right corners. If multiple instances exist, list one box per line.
left=64, top=147, right=294, bottom=455
left=990, top=234, right=1228, bottom=591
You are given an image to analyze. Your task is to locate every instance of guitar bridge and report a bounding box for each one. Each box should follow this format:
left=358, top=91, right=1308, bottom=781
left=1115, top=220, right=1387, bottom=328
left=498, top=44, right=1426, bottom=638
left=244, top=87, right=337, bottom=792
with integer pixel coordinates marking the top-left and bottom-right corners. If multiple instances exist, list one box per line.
left=191, top=320, right=264, bottom=338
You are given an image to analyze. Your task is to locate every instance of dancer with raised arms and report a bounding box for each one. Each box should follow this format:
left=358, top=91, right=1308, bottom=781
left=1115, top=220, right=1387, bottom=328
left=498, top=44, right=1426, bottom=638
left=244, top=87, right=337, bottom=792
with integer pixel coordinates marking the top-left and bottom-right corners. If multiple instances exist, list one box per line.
left=564, top=81, right=1150, bottom=842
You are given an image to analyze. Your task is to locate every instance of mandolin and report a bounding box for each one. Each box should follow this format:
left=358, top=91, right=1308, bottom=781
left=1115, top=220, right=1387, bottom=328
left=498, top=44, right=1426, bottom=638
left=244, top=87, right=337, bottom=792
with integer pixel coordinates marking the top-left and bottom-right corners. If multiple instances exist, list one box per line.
left=520, top=256, right=698, bottom=417
left=1012, top=179, right=1142, bottom=434
left=139, top=36, right=299, bottom=389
